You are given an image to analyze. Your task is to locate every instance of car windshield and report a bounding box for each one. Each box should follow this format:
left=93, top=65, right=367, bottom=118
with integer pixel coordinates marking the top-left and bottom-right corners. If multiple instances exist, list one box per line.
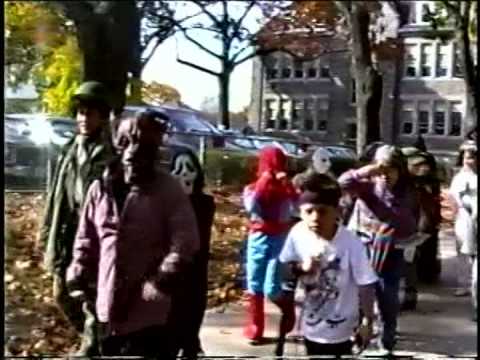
left=231, top=138, right=256, bottom=149
left=166, top=110, right=214, bottom=133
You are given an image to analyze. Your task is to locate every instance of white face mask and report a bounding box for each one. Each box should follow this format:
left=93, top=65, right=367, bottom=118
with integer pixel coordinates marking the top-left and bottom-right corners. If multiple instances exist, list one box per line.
left=312, top=148, right=331, bottom=174
left=171, top=153, right=199, bottom=195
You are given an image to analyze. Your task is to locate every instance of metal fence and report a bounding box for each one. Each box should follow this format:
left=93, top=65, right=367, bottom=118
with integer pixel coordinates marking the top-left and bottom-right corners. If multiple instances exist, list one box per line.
left=4, top=131, right=339, bottom=193
left=4, top=130, right=458, bottom=193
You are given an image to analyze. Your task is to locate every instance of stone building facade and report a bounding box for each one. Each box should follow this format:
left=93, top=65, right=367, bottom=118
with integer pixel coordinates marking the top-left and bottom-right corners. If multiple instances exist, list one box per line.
left=248, top=1, right=476, bottom=154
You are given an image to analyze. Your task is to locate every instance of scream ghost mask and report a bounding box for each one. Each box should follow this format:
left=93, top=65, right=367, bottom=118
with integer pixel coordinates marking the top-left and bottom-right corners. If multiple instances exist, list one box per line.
left=312, top=148, right=332, bottom=174
left=170, top=151, right=204, bottom=195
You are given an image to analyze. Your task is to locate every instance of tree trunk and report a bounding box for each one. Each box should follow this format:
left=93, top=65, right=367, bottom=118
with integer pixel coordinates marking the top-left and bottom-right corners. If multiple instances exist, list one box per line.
left=57, top=1, right=140, bottom=116
left=219, top=73, right=230, bottom=129
left=350, top=3, right=383, bottom=154
left=219, top=61, right=232, bottom=129
left=457, top=5, right=478, bottom=135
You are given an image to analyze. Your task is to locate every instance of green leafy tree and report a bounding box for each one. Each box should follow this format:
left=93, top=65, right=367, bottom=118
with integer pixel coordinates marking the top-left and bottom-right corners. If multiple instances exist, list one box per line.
left=39, top=37, right=83, bottom=115
left=6, top=1, right=81, bottom=115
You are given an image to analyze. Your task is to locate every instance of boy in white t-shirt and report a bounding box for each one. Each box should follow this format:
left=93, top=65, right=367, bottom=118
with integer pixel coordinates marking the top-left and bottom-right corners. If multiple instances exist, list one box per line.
left=279, top=173, right=378, bottom=357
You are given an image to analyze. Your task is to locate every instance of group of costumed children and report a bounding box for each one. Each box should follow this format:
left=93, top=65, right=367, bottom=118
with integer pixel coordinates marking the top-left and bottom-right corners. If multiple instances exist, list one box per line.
left=241, top=142, right=466, bottom=358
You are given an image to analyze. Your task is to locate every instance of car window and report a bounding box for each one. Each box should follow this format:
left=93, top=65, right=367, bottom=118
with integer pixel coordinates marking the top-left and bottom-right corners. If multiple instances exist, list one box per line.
left=165, top=109, right=213, bottom=133
left=50, top=119, right=76, bottom=135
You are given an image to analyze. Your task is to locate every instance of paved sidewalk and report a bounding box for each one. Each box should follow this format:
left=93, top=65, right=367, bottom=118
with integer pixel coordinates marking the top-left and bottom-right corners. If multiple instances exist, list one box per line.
left=200, top=229, right=477, bottom=358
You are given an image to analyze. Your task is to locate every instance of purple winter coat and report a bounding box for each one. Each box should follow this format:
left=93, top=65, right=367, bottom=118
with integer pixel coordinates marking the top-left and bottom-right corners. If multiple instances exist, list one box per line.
left=66, top=170, right=200, bottom=336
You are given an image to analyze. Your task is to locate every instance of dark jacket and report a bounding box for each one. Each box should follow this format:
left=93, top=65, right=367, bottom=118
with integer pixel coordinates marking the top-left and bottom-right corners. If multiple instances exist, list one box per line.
left=40, top=132, right=114, bottom=274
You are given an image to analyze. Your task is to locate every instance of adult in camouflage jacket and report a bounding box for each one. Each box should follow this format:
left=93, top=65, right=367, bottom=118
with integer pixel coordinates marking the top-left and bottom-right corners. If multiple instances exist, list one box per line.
left=39, top=81, right=114, bottom=356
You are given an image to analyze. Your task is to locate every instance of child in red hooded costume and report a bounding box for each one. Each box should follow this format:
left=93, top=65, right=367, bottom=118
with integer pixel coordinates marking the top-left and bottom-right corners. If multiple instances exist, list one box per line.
left=243, top=146, right=297, bottom=344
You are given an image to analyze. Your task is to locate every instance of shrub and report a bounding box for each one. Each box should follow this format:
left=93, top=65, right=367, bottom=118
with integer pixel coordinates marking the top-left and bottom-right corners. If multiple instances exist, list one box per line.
left=204, top=150, right=256, bottom=188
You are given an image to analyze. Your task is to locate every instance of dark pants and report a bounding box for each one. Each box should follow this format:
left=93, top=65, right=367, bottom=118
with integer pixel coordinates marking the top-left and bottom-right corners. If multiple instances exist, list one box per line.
left=170, top=260, right=209, bottom=358
left=53, top=272, right=98, bottom=355
left=99, top=324, right=175, bottom=359
left=304, top=338, right=352, bottom=358
left=376, top=249, right=404, bottom=351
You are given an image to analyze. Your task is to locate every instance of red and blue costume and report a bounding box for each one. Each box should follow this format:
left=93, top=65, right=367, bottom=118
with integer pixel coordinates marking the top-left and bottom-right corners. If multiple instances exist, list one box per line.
left=242, top=147, right=297, bottom=342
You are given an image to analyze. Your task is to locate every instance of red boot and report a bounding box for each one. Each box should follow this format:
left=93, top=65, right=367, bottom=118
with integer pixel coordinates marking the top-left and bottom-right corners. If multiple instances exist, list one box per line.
left=243, top=293, right=265, bottom=343
left=272, top=293, right=296, bottom=335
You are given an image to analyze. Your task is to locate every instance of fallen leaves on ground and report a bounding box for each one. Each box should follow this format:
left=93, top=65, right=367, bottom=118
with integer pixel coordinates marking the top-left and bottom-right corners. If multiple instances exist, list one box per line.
left=4, top=187, right=248, bottom=355
left=5, top=193, right=79, bottom=356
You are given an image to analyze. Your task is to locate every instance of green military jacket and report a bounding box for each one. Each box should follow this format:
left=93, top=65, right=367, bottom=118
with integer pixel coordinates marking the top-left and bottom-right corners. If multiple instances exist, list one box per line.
left=39, top=131, right=114, bottom=275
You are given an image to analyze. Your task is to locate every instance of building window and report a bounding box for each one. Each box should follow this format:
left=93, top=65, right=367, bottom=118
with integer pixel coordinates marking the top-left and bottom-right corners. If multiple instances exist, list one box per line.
left=418, top=101, right=430, bottom=134
left=347, top=123, right=357, bottom=140
left=304, top=99, right=314, bottom=130
left=351, top=79, right=356, bottom=104
left=317, top=99, right=328, bottom=131
left=404, top=44, right=417, bottom=77
left=320, top=66, right=330, bottom=78
left=421, top=3, right=431, bottom=23
left=408, top=2, right=417, bottom=24
left=401, top=101, right=415, bottom=135
left=420, top=43, right=433, bottom=77
left=294, top=60, right=304, bottom=78
left=264, top=99, right=276, bottom=129
left=449, top=101, right=462, bottom=136
left=436, top=43, right=449, bottom=77
left=291, top=99, right=303, bottom=130
left=266, top=68, right=278, bottom=80
left=433, top=101, right=446, bottom=135
left=281, top=68, right=292, bottom=78
left=453, top=43, right=464, bottom=77
left=278, top=99, right=288, bottom=130
left=307, top=66, right=317, bottom=78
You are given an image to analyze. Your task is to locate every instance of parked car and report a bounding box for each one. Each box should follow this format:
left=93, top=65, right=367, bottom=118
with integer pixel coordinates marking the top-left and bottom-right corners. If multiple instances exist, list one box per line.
left=5, top=114, right=49, bottom=186
left=122, top=105, right=225, bottom=153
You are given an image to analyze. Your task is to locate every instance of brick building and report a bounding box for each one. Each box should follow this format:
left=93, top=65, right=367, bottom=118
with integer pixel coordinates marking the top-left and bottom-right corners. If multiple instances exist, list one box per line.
left=248, top=1, right=477, bottom=154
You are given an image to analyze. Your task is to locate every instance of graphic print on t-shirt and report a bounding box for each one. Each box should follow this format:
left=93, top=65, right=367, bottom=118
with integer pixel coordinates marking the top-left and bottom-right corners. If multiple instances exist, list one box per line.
left=302, top=253, right=347, bottom=329
left=459, top=182, right=477, bottom=215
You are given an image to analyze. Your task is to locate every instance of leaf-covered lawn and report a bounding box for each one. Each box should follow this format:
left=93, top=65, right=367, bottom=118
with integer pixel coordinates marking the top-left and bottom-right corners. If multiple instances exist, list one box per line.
left=5, top=189, right=247, bottom=355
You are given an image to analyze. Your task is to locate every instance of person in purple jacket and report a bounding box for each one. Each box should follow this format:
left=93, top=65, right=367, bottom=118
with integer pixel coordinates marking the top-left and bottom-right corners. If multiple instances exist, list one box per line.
left=338, top=145, right=418, bottom=354
left=66, top=110, right=200, bottom=358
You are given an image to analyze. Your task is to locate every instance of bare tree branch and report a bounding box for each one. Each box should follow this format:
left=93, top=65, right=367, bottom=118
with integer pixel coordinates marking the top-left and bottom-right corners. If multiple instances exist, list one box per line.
left=175, top=9, right=206, bottom=25
left=176, top=25, right=223, bottom=59
left=231, top=44, right=253, bottom=63
left=141, top=37, right=162, bottom=67
left=190, top=0, right=223, bottom=28
left=233, top=1, right=255, bottom=33
left=232, top=50, right=258, bottom=66
left=176, top=56, right=220, bottom=77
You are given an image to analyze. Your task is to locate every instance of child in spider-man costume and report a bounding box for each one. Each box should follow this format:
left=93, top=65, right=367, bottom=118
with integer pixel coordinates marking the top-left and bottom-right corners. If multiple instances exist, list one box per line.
left=242, top=146, right=298, bottom=344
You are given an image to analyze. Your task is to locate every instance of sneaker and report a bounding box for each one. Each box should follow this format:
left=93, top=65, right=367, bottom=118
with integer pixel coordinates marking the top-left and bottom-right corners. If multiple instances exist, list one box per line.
left=454, top=289, right=470, bottom=297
